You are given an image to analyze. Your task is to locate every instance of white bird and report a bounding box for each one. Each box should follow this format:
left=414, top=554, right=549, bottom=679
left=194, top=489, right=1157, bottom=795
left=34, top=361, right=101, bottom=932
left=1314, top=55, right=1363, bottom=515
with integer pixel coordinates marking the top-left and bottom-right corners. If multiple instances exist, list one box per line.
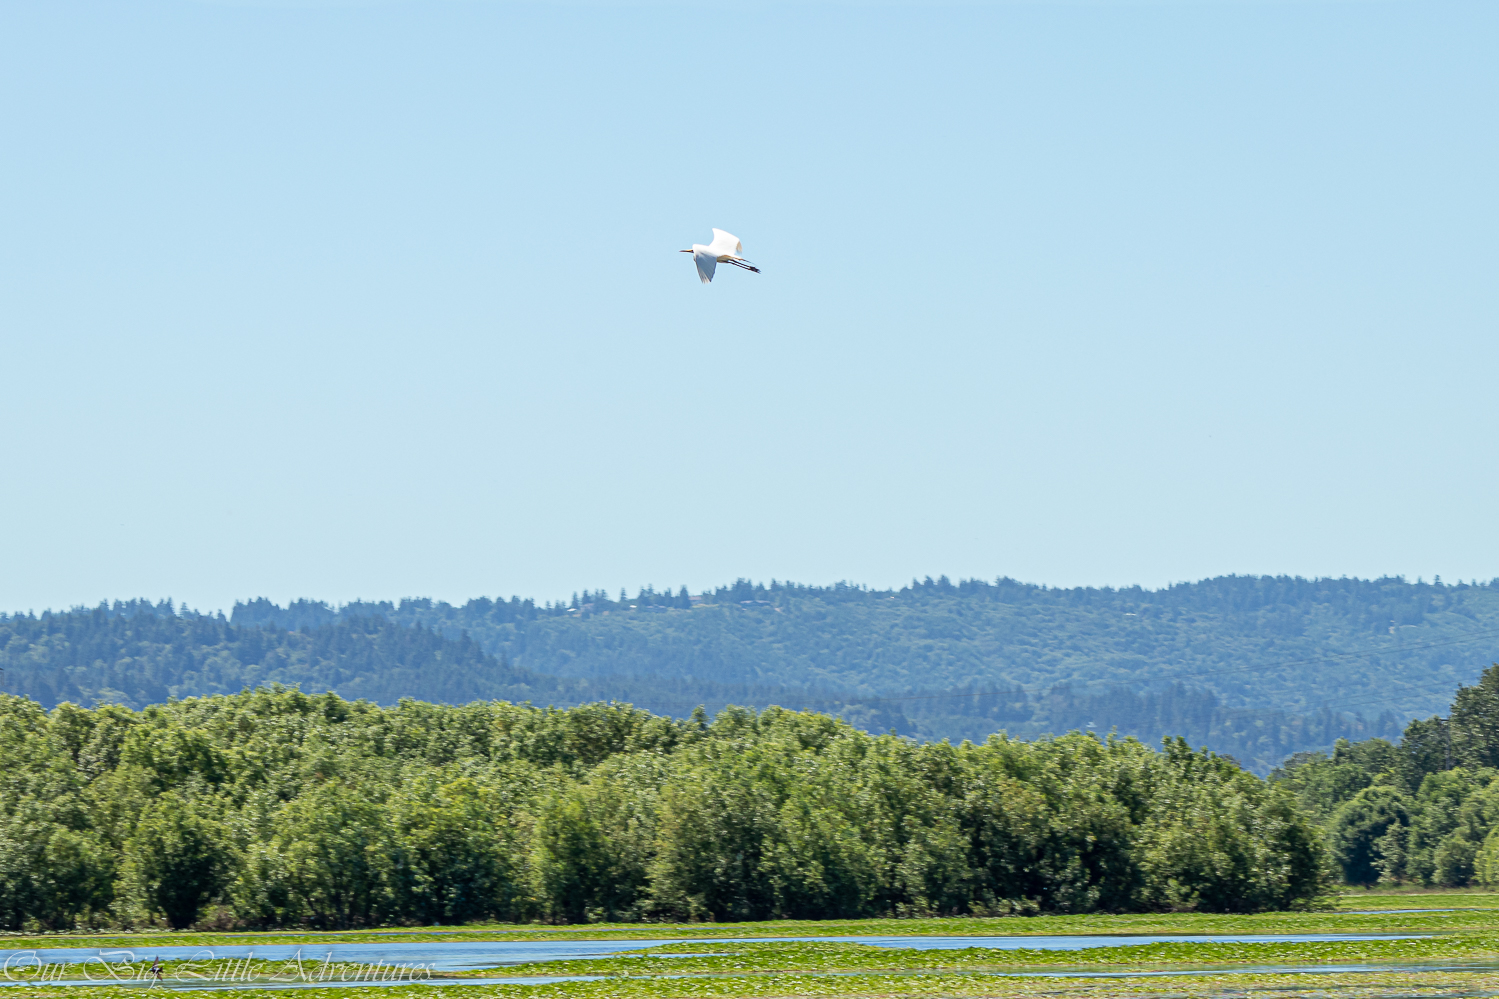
left=680, top=228, right=761, bottom=284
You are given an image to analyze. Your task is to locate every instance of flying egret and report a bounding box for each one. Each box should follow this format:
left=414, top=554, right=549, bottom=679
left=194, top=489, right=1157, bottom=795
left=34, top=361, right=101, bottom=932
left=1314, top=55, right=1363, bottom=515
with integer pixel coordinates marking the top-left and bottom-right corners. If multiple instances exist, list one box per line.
left=680, top=229, right=760, bottom=284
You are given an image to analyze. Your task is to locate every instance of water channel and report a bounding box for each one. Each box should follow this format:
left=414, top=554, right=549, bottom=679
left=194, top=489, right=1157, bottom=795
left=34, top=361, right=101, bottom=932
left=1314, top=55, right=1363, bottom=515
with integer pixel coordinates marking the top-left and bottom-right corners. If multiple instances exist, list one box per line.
left=0, top=933, right=1441, bottom=991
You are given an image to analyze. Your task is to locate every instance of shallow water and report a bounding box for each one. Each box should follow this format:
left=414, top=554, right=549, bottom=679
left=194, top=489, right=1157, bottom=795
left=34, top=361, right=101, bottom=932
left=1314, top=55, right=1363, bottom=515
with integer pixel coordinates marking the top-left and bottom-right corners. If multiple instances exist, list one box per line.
left=0, top=933, right=1429, bottom=973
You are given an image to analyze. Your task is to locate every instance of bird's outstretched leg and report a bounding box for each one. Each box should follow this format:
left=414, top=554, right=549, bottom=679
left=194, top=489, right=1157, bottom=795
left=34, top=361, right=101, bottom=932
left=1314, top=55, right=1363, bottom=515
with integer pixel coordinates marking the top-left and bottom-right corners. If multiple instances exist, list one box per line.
left=725, top=259, right=761, bottom=273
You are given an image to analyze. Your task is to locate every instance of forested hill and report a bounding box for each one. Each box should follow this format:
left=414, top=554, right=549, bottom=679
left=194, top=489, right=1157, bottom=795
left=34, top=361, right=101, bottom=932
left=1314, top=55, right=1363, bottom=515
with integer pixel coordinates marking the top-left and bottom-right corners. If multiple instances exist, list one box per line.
left=0, top=607, right=548, bottom=709
left=0, top=604, right=865, bottom=732
left=239, top=575, right=1499, bottom=754
left=6, top=575, right=1499, bottom=773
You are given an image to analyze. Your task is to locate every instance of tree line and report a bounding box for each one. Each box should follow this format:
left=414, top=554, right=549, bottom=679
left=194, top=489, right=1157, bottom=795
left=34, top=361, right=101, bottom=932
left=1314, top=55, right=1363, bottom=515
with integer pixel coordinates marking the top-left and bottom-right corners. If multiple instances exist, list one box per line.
left=7, top=584, right=1468, bottom=771
left=4, top=600, right=1410, bottom=774
left=1272, top=662, right=1499, bottom=886
left=0, top=688, right=1328, bottom=931
left=0, top=605, right=813, bottom=720
left=228, top=575, right=1499, bottom=763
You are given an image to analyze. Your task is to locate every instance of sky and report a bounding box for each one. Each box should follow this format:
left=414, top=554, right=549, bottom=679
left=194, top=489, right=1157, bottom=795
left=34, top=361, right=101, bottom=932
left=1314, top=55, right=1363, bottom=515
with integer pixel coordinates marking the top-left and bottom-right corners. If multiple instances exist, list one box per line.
left=1, top=0, right=1496, bottom=615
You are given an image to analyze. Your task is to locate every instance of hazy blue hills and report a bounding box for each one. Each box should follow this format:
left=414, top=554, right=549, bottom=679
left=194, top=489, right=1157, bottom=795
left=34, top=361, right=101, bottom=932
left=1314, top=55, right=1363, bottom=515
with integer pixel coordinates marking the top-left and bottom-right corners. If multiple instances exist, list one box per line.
left=6, top=575, right=1499, bottom=773
left=0, top=604, right=795, bottom=728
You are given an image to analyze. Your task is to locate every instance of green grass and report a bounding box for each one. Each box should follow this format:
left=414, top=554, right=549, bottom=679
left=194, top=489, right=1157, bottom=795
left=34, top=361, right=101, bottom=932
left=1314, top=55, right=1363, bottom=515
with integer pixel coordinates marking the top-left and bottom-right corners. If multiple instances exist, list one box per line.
left=472, top=935, right=1499, bottom=979
left=9, top=906, right=1499, bottom=951
left=1333, top=890, right=1499, bottom=909
left=18, top=970, right=1499, bottom=999
left=12, top=896, right=1499, bottom=996
left=13, top=934, right=1499, bottom=984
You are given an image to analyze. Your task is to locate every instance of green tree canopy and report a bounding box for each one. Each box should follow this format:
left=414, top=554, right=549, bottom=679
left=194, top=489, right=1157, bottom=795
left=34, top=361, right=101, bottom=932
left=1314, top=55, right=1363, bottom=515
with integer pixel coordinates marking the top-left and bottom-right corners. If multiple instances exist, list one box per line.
left=0, top=689, right=1331, bottom=930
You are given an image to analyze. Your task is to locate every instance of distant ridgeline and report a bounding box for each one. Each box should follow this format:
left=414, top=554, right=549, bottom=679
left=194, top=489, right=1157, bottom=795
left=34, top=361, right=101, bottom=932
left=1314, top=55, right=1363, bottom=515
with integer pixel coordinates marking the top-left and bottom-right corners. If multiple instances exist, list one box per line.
left=5, top=574, right=1499, bottom=773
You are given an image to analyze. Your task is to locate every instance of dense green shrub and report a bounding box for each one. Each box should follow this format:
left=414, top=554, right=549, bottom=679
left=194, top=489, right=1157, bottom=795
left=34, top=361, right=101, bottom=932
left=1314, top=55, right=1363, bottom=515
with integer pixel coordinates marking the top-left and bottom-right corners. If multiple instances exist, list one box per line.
left=1273, top=663, right=1499, bottom=887
left=0, top=689, right=1331, bottom=930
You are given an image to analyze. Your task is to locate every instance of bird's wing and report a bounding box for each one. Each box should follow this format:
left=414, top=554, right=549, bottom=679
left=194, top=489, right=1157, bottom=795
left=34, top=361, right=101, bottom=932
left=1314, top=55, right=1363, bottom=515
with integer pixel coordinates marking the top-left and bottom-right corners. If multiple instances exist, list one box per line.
left=709, top=229, right=743, bottom=257
left=693, top=248, right=718, bottom=283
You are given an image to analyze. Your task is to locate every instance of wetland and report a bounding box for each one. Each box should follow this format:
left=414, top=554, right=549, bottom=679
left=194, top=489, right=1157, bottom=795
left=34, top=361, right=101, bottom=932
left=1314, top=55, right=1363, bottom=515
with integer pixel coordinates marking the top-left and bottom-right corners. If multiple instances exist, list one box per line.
left=7, top=892, right=1499, bottom=997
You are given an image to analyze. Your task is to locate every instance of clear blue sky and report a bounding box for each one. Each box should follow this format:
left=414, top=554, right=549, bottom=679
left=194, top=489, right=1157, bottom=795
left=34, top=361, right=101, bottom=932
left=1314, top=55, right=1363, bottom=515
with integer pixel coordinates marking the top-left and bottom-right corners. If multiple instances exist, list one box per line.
left=2, top=0, right=1495, bottom=615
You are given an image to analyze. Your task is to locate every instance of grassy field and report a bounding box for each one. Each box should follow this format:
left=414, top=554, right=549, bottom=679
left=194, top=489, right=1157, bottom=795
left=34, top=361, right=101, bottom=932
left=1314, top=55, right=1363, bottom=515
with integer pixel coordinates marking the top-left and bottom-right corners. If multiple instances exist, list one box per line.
left=11, top=971, right=1499, bottom=999
left=8, top=892, right=1499, bottom=997
left=1333, top=890, right=1499, bottom=909
left=19, top=934, right=1499, bottom=983
left=7, top=908, right=1499, bottom=950
left=483, top=935, right=1499, bottom=977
